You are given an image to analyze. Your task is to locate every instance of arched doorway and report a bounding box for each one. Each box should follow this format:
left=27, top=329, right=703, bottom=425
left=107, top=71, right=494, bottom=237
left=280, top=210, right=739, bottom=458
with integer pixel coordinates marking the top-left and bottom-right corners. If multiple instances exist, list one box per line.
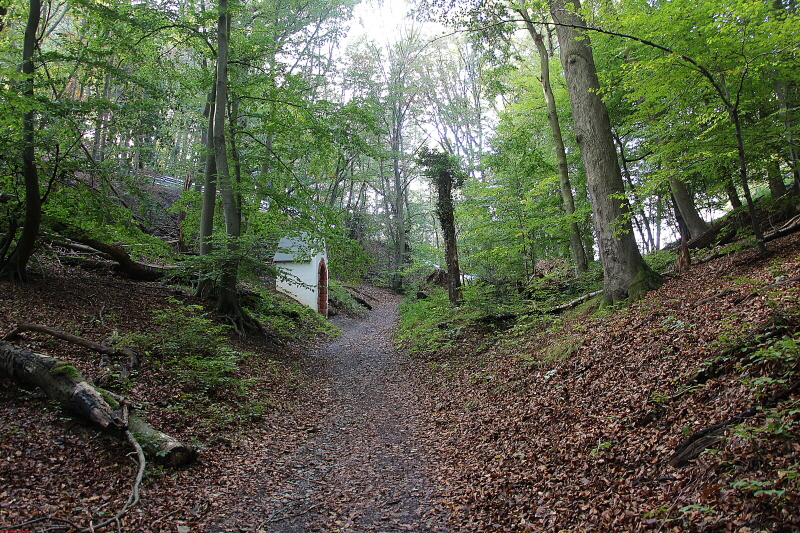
left=317, top=259, right=328, bottom=317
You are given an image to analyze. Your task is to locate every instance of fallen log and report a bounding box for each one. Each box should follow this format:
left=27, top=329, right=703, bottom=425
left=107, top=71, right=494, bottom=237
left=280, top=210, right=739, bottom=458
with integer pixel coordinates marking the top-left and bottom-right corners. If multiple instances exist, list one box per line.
left=51, top=223, right=169, bottom=281
left=5, top=321, right=140, bottom=369
left=352, top=295, right=373, bottom=310
left=548, top=290, right=603, bottom=314
left=0, top=342, right=194, bottom=466
left=764, top=214, right=800, bottom=243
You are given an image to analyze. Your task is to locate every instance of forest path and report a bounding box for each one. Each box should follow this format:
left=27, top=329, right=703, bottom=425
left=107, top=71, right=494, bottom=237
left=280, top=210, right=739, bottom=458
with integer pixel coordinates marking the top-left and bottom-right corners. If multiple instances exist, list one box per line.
left=214, top=286, right=450, bottom=532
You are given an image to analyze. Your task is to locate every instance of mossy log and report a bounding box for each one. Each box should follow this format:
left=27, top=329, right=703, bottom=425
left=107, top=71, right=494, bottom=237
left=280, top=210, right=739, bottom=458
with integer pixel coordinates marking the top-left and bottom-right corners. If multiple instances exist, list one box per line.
left=0, top=342, right=194, bottom=466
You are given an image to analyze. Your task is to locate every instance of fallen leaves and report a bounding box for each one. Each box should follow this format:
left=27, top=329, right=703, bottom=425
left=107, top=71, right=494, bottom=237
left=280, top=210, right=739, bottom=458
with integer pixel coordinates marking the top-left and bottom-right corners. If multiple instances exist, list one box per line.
left=405, top=232, right=800, bottom=532
left=2, top=234, right=800, bottom=532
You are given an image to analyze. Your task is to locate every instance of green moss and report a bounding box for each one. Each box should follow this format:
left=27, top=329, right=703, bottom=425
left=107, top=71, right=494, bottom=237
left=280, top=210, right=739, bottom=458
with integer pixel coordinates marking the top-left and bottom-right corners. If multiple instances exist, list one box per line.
left=49, top=361, right=81, bottom=379
left=628, top=263, right=663, bottom=303
left=98, top=389, right=121, bottom=409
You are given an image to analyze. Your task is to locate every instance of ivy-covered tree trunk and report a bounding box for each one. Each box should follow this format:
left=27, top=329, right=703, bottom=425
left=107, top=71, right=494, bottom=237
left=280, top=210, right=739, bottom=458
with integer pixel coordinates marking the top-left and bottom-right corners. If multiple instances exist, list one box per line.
left=549, top=0, right=660, bottom=303
left=437, top=173, right=462, bottom=305
left=519, top=7, right=588, bottom=276
left=419, top=148, right=463, bottom=305
left=1, top=0, right=41, bottom=282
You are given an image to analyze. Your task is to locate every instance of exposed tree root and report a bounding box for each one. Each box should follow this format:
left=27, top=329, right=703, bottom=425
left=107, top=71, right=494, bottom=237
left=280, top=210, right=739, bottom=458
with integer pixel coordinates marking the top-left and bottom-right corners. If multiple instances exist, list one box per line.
left=51, top=224, right=171, bottom=281
left=670, top=381, right=800, bottom=468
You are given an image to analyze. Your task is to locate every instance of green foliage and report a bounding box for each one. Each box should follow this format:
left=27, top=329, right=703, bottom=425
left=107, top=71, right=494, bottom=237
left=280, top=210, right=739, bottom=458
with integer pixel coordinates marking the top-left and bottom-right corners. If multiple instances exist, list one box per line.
left=643, top=248, right=675, bottom=274
left=327, top=279, right=367, bottom=316
left=396, top=288, right=452, bottom=356
left=243, top=288, right=339, bottom=341
left=123, top=299, right=247, bottom=398
left=741, top=336, right=800, bottom=395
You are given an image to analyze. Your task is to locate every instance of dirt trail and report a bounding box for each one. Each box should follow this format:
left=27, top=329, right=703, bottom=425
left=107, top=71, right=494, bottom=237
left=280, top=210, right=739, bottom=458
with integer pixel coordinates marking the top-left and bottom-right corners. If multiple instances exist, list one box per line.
left=215, top=286, right=450, bottom=532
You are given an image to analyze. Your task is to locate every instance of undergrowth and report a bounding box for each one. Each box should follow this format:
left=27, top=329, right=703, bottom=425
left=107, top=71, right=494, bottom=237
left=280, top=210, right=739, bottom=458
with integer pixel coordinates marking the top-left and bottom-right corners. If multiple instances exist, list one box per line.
left=120, top=297, right=314, bottom=432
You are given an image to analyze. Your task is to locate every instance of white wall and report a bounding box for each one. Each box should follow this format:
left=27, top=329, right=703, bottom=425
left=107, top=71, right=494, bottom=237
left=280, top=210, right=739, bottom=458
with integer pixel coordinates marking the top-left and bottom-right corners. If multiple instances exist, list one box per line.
left=276, top=256, right=323, bottom=311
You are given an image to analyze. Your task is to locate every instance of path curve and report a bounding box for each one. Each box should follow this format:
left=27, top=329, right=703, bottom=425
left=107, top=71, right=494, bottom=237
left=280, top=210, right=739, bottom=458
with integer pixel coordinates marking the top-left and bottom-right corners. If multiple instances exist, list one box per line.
left=215, top=286, right=450, bottom=532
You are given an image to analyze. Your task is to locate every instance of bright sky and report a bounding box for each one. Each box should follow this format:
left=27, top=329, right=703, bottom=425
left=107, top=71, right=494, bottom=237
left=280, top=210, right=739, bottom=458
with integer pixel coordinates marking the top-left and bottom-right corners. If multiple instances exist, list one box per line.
left=346, top=0, right=414, bottom=45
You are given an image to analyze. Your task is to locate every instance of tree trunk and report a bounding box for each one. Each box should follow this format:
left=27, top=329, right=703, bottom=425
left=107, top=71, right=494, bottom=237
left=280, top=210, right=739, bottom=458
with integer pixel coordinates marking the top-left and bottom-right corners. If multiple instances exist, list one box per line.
left=436, top=168, right=462, bottom=305
left=0, top=342, right=195, bottom=466
left=390, top=113, right=406, bottom=292
left=766, top=159, right=788, bottom=199
left=616, top=133, right=655, bottom=252
left=729, top=107, right=769, bottom=257
left=197, top=83, right=217, bottom=252
left=519, top=7, right=587, bottom=276
left=549, top=0, right=659, bottom=303
left=723, top=171, right=743, bottom=210
left=669, top=176, right=708, bottom=239
left=210, top=1, right=260, bottom=336
left=213, top=0, right=241, bottom=313
left=6, top=322, right=139, bottom=370
left=1, top=0, right=41, bottom=282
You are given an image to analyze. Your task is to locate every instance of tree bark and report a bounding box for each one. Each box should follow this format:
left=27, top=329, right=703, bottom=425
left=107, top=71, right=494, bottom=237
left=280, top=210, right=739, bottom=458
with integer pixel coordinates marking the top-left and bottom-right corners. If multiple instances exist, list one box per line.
left=1, top=0, right=41, bottom=282
left=435, top=165, right=462, bottom=305
left=0, top=342, right=195, bottom=466
left=766, top=159, right=788, bottom=199
left=669, top=176, right=708, bottom=239
left=213, top=0, right=240, bottom=313
left=549, top=0, right=659, bottom=303
left=196, top=80, right=218, bottom=298
left=519, top=6, right=588, bottom=276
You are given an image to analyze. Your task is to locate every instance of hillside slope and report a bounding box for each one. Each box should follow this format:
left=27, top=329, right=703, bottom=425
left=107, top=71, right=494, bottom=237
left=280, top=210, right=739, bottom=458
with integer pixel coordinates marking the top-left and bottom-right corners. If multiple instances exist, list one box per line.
left=407, top=233, right=800, bottom=532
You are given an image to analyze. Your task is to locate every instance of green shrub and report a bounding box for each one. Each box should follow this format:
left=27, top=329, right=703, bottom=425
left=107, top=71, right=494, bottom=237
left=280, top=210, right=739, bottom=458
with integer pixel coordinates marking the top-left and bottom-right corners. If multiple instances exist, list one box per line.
left=327, top=279, right=367, bottom=316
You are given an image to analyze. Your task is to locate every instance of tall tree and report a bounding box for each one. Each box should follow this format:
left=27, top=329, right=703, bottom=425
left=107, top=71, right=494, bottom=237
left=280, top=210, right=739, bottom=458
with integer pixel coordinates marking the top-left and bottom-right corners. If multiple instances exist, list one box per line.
left=516, top=3, right=587, bottom=275
left=1, top=0, right=41, bottom=281
left=549, top=0, right=659, bottom=303
left=669, top=176, right=708, bottom=240
left=418, top=147, right=465, bottom=305
left=211, top=0, right=244, bottom=318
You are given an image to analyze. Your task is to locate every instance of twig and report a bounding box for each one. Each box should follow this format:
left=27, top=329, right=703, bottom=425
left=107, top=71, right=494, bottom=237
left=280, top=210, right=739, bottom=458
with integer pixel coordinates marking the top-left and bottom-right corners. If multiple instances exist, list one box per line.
left=82, top=410, right=146, bottom=532
left=151, top=510, right=180, bottom=527
left=690, top=289, right=734, bottom=308
left=733, top=276, right=800, bottom=305
left=655, top=475, right=699, bottom=533
left=5, top=517, right=77, bottom=531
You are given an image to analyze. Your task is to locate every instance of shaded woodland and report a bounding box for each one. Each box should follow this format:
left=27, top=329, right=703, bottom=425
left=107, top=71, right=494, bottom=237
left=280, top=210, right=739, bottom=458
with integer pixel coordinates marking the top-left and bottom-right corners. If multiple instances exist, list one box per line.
left=1, top=0, right=799, bottom=531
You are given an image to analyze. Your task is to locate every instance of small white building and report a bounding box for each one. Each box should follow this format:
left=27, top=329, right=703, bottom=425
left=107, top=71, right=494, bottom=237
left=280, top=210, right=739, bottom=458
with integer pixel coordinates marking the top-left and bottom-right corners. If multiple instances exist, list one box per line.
left=273, top=236, right=328, bottom=316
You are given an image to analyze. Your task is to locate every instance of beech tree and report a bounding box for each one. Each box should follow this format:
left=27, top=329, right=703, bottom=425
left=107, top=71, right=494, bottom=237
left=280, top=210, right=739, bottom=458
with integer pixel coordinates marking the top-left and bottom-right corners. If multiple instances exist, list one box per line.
left=595, top=0, right=800, bottom=256
left=516, top=3, right=587, bottom=276
left=549, top=0, right=660, bottom=303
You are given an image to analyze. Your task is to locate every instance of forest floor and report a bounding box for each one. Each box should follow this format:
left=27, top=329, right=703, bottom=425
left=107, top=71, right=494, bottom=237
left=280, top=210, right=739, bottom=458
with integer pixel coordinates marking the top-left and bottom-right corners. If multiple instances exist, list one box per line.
left=1, top=231, right=800, bottom=533
left=0, top=275, right=450, bottom=532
